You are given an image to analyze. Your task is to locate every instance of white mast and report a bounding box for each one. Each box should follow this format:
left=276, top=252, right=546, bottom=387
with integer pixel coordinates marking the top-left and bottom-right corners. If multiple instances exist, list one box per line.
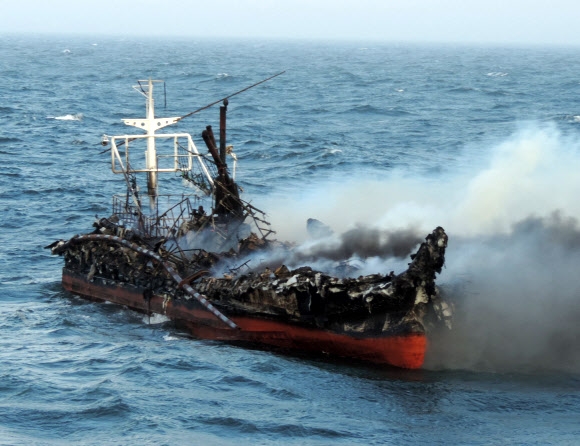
left=145, top=79, right=157, bottom=196
left=110, top=79, right=214, bottom=214
left=122, top=79, right=179, bottom=198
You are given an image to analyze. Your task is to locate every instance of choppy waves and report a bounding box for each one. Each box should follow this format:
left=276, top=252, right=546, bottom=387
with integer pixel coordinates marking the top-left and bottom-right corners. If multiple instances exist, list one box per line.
left=2, top=35, right=580, bottom=444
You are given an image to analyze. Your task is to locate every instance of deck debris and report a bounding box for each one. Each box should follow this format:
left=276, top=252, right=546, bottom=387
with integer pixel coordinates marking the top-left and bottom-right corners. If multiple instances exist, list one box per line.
left=52, top=223, right=451, bottom=335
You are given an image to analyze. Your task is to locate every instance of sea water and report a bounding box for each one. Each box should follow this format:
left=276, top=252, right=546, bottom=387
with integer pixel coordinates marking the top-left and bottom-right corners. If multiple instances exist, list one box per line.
left=1, top=35, right=579, bottom=445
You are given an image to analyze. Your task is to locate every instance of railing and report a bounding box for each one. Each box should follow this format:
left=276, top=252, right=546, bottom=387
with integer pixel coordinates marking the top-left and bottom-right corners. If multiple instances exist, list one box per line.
left=112, top=194, right=206, bottom=238
left=110, top=133, right=214, bottom=187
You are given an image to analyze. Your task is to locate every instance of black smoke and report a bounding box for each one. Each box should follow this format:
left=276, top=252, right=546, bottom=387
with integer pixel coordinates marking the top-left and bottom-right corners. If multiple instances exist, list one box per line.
left=295, top=225, right=422, bottom=262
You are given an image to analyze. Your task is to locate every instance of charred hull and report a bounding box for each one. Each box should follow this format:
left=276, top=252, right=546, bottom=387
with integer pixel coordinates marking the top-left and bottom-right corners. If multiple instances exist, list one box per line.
left=52, top=227, right=450, bottom=369
left=62, top=268, right=428, bottom=368
left=49, top=79, right=452, bottom=370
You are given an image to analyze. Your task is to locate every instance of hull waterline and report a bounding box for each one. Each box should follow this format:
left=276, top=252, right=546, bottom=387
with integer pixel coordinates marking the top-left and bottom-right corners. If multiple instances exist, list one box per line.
left=63, top=269, right=427, bottom=369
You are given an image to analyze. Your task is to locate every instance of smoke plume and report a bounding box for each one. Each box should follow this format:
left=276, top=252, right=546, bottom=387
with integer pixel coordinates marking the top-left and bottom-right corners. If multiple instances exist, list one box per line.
left=259, top=124, right=580, bottom=372
left=293, top=225, right=422, bottom=261
left=426, top=212, right=580, bottom=373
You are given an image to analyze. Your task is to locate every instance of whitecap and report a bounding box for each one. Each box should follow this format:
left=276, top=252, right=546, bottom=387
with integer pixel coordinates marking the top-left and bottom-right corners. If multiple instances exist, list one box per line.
left=163, top=334, right=180, bottom=341
left=62, top=49, right=71, bottom=54
left=48, top=113, right=83, bottom=121
left=573, top=116, right=580, bottom=123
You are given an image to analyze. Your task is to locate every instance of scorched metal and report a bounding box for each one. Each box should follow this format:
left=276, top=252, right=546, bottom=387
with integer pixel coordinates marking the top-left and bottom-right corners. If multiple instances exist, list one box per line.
left=48, top=78, right=452, bottom=369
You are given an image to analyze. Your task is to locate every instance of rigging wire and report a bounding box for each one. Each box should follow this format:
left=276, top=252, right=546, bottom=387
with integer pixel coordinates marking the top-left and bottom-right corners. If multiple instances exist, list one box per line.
left=175, top=70, right=286, bottom=122
left=98, top=71, right=286, bottom=153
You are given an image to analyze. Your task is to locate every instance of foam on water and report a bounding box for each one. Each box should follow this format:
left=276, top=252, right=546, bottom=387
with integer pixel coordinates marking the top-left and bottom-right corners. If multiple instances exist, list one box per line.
left=47, top=113, right=83, bottom=121
left=144, top=313, right=171, bottom=325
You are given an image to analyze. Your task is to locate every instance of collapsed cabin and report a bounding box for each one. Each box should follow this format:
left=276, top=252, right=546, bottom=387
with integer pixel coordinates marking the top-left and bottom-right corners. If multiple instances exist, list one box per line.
left=51, top=222, right=451, bottom=336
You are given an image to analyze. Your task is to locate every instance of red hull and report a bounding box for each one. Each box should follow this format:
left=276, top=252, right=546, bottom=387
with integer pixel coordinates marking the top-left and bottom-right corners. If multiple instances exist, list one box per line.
left=63, top=269, right=427, bottom=369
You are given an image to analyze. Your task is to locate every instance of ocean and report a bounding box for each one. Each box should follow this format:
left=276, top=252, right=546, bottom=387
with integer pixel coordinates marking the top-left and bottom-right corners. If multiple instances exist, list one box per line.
left=1, top=34, right=580, bottom=445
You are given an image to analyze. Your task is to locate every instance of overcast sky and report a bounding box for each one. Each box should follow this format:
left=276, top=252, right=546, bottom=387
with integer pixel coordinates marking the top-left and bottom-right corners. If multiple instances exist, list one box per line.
left=2, top=0, right=580, bottom=46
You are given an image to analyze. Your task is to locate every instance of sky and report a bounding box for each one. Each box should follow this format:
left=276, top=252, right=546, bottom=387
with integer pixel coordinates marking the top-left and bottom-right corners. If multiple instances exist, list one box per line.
left=2, top=0, right=580, bottom=46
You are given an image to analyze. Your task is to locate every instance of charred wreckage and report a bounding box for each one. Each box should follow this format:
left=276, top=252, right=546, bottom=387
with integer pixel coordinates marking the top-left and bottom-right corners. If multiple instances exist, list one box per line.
left=48, top=78, right=452, bottom=369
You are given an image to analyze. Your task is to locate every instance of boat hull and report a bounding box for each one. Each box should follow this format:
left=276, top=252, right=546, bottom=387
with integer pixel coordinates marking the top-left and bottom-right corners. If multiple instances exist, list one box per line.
left=62, top=268, right=427, bottom=369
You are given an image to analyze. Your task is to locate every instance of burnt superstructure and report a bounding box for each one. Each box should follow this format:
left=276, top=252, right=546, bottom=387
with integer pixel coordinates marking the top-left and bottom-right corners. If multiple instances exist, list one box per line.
left=48, top=79, right=452, bottom=369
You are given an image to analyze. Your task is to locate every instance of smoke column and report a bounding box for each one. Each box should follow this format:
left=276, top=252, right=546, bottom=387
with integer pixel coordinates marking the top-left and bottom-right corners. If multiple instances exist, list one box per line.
left=260, top=125, right=580, bottom=373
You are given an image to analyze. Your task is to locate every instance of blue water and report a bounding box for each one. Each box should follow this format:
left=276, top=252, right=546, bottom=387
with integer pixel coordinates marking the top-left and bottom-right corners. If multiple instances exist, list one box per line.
left=2, top=35, right=580, bottom=444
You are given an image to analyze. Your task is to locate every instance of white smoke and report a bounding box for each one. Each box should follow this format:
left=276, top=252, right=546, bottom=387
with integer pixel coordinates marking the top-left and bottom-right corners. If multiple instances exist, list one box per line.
left=264, top=124, right=580, bottom=240
left=259, top=124, right=580, bottom=372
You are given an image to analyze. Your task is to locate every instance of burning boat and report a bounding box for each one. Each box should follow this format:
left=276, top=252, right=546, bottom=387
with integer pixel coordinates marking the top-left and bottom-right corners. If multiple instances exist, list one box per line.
left=48, top=79, right=452, bottom=369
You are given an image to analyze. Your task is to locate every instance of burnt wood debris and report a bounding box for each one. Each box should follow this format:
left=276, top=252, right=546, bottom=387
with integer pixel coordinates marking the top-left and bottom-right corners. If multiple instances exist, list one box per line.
left=50, top=221, right=451, bottom=336
left=47, top=77, right=453, bottom=368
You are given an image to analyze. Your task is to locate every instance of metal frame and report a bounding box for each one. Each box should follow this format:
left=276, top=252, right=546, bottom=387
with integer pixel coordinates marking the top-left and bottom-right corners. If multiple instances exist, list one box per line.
left=110, top=133, right=213, bottom=184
